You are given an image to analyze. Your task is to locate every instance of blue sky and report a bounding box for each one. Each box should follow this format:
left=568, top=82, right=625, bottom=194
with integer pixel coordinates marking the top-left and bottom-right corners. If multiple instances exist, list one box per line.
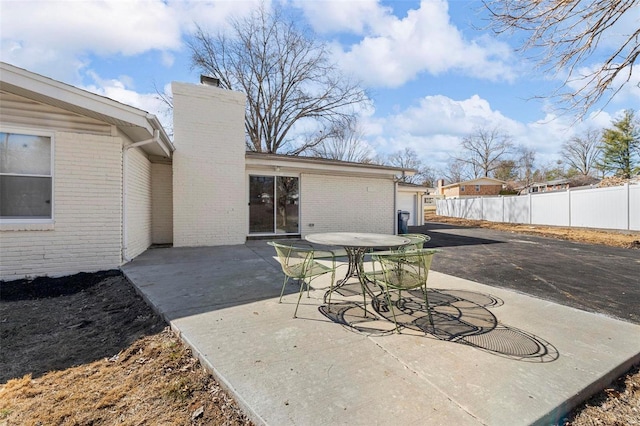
left=1, top=0, right=638, bottom=173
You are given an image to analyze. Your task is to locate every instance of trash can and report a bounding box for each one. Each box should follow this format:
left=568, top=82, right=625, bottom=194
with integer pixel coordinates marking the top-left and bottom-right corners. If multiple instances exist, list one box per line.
left=397, top=210, right=410, bottom=234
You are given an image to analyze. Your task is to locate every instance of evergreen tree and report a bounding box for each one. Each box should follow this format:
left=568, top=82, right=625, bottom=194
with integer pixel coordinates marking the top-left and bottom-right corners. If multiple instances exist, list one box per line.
left=599, top=110, right=639, bottom=179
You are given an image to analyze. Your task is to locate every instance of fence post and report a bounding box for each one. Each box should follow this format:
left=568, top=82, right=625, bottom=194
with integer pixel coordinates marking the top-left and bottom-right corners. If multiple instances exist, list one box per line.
left=626, top=183, right=630, bottom=230
left=528, top=193, right=532, bottom=224
left=568, top=188, right=572, bottom=227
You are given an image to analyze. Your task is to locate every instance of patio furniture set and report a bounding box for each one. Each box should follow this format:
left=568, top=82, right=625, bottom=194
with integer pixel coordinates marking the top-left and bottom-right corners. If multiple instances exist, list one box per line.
left=268, top=232, right=438, bottom=333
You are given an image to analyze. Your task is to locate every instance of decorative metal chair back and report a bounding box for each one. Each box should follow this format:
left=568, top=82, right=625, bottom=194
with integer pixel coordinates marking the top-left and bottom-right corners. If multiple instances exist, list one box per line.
left=269, top=241, right=314, bottom=279
left=268, top=241, right=337, bottom=318
left=398, top=233, right=431, bottom=251
left=371, top=248, right=438, bottom=332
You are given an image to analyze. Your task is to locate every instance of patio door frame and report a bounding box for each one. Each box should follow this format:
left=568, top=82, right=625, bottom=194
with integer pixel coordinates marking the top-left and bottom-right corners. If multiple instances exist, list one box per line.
left=248, top=173, right=301, bottom=236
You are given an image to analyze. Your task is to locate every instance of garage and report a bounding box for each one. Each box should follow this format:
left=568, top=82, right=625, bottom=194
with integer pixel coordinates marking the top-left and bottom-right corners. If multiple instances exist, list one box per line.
left=397, top=183, right=427, bottom=227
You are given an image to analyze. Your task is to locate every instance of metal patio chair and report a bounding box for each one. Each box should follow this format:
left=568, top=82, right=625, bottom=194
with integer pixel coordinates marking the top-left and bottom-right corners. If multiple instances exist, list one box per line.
left=268, top=241, right=338, bottom=318
left=367, top=249, right=438, bottom=333
left=398, top=233, right=431, bottom=251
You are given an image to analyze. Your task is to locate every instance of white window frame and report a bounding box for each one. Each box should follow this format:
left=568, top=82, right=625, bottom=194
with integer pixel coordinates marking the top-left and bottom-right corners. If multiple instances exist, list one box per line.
left=0, top=127, right=55, bottom=224
left=475, top=185, right=481, bottom=192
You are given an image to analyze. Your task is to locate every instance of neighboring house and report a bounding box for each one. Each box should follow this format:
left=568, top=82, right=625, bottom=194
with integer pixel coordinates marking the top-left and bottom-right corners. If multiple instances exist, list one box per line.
left=397, top=183, right=428, bottom=226
left=524, top=176, right=600, bottom=194
left=527, top=178, right=571, bottom=193
left=438, top=177, right=505, bottom=198
left=0, top=63, right=413, bottom=280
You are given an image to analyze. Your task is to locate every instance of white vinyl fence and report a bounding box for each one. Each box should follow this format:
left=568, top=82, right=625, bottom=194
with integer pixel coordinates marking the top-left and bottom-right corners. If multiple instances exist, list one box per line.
left=435, top=184, right=639, bottom=231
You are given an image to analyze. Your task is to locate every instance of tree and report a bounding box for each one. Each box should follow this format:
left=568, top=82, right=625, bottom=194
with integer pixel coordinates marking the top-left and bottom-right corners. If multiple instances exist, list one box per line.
left=308, top=117, right=373, bottom=163
left=599, top=109, right=640, bottom=179
left=441, top=158, right=472, bottom=184
left=385, top=148, right=435, bottom=185
left=484, top=0, right=640, bottom=116
left=456, top=127, right=514, bottom=178
left=493, top=159, right=518, bottom=182
left=188, top=5, right=367, bottom=154
left=516, top=146, right=536, bottom=188
left=560, top=128, right=602, bottom=177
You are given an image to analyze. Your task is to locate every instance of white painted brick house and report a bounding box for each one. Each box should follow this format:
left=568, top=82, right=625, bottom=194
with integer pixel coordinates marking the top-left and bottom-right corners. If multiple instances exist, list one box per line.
left=1, top=63, right=412, bottom=280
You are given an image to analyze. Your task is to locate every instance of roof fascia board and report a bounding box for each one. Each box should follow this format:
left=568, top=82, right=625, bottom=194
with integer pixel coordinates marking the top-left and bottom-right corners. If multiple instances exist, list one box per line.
left=442, top=177, right=505, bottom=189
left=245, top=153, right=413, bottom=177
left=1, top=62, right=173, bottom=155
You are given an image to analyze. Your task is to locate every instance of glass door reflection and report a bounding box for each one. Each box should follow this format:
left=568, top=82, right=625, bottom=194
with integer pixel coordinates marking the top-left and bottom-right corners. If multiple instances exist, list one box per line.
left=249, top=175, right=299, bottom=234
left=249, top=176, right=275, bottom=233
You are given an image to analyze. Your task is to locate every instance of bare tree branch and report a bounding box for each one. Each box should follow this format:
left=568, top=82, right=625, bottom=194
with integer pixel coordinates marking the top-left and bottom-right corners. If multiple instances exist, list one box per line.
left=187, top=5, right=367, bottom=154
left=560, top=128, right=602, bottom=176
left=455, top=127, right=514, bottom=177
left=484, top=0, right=639, bottom=116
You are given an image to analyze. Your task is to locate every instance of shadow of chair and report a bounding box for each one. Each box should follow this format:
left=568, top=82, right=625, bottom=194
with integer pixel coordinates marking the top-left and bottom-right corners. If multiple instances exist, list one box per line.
left=366, top=249, right=438, bottom=333
left=268, top=241, right=338, bottom=318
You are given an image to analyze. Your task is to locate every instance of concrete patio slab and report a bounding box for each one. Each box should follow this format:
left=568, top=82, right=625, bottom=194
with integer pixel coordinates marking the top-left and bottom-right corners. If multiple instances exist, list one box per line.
left=122, top=242, right=640, bottom=426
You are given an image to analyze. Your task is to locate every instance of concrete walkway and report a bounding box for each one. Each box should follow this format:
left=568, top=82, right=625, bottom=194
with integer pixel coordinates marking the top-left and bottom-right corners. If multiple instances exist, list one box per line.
left=122, top=241, right=640, bottom=426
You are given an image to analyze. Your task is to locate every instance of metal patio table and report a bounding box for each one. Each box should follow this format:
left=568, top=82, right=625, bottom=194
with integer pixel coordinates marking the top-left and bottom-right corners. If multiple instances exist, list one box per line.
left=305, top=232, right=410, bottom=287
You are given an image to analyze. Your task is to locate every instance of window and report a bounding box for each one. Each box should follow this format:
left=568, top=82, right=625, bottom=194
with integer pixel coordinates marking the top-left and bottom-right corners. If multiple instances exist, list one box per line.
left=0, top=131, right=53, bottom=221
left=460, top=185, right=465, bottom=192
left=475, top=185, right=481, bottom=192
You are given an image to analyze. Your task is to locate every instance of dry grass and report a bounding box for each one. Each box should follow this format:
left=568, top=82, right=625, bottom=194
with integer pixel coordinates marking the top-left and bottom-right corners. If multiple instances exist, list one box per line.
left=0, top=328, right=251, bottom=426
left=563, top=365, right=640, bottom=425
left=424, top=211, right=640, bottom=249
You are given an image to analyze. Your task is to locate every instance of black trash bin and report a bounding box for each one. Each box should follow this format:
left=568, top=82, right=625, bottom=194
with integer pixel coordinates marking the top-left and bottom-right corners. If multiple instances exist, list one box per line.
left=397, top=210, right=410, bottom=234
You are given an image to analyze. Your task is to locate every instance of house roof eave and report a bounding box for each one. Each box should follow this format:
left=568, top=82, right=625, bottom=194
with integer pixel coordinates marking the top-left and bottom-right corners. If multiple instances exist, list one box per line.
left=245, top=152, right=415, bottom=178
left=0, top=62, right=174, bottom=158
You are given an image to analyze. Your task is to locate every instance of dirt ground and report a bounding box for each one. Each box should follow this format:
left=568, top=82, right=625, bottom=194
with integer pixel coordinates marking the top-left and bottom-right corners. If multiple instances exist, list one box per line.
left=1, top=216, right=639, bottom=425
left=0, top=271, right=251, bottom=425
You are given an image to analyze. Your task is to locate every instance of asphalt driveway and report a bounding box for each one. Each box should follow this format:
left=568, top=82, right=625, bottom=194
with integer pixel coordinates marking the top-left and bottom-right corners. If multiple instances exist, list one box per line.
left=411, top=222, right=640, bottom=325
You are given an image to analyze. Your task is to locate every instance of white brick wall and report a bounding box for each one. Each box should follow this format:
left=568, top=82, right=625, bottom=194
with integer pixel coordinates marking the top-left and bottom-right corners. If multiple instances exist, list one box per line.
left=124, top=146, right=152, bottom=259
left=300, top=174, right=395, bottom=235
left=172, top=82, right=247, bottom=247
left=0, top=131, right=122, bottom=280
left=151, top=163, right=173, bottom=244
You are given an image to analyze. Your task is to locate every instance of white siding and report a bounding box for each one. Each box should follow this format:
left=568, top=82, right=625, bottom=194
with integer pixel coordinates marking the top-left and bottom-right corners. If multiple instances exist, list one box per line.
left=0, top=91, right=112, bottom=136
left=125, top=146, right=152, bottom=259
left=0, top=131, right=122, bottom=280
left=172, top=82, right=247, bottom=247
left=301, top=174, right=395, bottom=235
left=151, top=163, right=173, bottom=244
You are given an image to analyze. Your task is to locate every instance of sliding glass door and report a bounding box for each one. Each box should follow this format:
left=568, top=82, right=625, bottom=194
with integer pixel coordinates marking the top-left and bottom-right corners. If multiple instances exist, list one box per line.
left=249, top=175, right=299, bottom=234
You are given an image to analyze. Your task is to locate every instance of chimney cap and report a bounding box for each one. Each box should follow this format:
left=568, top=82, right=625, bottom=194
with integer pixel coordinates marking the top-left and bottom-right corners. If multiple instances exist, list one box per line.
left=200, top=75, right=220, bottom=87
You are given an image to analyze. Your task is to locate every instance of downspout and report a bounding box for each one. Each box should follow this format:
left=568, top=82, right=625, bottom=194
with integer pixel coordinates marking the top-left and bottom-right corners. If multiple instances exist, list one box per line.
left=394, top=179, right=399, bottom=234
left=122, top=130, right=160, bottom=263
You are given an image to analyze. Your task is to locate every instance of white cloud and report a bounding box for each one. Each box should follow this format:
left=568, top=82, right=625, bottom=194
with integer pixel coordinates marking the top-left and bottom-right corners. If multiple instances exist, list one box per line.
left=82, top=71, right=173, bottom=131
left=364, top=93, right=617, bottom=172
left=0, top=0, right=258, bottom=84
left=318, top=0, right=517, bottom=87
left=1, top=1, right=182, bottom=56
left=295, top=0, right=393, bottom=34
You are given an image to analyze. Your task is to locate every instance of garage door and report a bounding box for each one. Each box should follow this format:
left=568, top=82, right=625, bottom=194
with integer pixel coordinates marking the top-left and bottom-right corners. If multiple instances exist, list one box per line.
left=397, top=193, right=417, bottom=226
